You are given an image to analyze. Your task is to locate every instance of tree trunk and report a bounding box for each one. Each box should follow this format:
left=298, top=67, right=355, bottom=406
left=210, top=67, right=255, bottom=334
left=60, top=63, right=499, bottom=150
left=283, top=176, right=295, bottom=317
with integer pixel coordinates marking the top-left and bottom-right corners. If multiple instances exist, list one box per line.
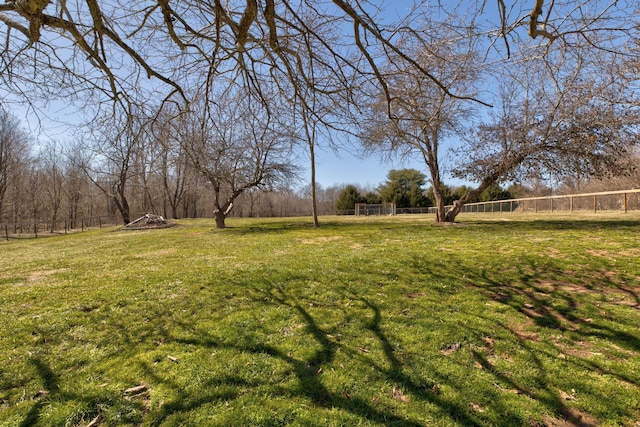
left=444, top=200, right=463, bottom=222
left=309, top=142, right=319, bottom=228
left=214, top=210, right=226, bottom=229
left=428, top=162, right=448, bottom=223
left=443, top=171, right=504, bottom=223
left=113, top=195, right=131, bottom=225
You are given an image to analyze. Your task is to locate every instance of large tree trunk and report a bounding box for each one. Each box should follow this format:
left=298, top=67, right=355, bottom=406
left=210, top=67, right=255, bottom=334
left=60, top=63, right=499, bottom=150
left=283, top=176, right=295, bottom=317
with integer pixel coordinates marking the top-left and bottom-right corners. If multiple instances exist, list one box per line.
left=427, top=158, right=448, bottom=223
left=443, top=171, right=505, bottom=222
left=214, top=210, right=226, bottom=229
left=213, top=201, right=233, bottom=229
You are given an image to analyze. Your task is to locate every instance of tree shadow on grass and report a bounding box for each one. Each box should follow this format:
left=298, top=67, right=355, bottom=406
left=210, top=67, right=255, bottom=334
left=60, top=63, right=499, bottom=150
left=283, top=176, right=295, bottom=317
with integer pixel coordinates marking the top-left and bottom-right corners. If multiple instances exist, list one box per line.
left=145, top=251, right=639, bottom=426
left=160, top=282, right=435, bottom=426
left=17, top=358, right=55, bottom=427
left=18, top=356, right=143, bottom=427
left=458, top=258, right=640, bottom=424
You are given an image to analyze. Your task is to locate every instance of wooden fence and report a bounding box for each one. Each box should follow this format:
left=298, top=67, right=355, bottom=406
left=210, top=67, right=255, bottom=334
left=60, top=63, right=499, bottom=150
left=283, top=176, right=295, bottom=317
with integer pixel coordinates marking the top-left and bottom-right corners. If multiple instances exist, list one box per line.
left=450, top=188, right=640, bottom=215
left=1, top=215, right=120, bottom=241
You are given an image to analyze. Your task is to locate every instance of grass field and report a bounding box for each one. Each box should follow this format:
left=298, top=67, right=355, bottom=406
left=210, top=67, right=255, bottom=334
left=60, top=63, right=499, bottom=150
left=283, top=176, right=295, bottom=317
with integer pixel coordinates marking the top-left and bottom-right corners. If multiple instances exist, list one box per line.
left=1, top=213, right=639, bottom=426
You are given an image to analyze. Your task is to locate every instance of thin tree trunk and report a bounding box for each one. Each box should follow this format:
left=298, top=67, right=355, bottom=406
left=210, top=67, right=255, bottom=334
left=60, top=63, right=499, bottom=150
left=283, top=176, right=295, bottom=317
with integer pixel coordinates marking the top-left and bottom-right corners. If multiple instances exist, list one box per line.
left=309, top=142, right=319, bottom=228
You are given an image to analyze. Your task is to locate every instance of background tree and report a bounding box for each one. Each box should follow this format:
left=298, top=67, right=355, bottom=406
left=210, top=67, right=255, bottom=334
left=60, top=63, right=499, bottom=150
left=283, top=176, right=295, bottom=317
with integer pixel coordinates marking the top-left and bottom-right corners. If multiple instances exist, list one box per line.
left=39, top=141, right=65, bottom=232
left=0, top=110, right=32, bottom=222
left=181, top=92, right=297, bottom=229
left=151, top=110, right=193, bottom=220
left=364, top=192, right=382, bottom=205
left=378, top=169, right=430, bottom=209
left=79, top=113, right=147, bottom=225
left=335, top=185, right=363, bottom=214
left=449, top=57, right=639, bottom=221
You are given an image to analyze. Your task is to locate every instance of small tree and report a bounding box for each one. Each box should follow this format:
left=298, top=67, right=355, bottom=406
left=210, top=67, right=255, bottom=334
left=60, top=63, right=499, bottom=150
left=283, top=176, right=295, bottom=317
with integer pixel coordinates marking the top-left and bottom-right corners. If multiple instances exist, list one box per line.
left=335, top=185, right=363, bottom=214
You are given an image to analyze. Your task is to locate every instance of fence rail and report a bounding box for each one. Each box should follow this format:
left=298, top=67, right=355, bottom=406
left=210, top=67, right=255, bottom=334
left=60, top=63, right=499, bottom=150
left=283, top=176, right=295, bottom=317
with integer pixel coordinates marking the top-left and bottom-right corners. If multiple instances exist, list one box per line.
left=1, top=215, right=120, bottom=241
left=447, top=188, right=640, bottom=215
left=343, top=188, right=640, bottom=216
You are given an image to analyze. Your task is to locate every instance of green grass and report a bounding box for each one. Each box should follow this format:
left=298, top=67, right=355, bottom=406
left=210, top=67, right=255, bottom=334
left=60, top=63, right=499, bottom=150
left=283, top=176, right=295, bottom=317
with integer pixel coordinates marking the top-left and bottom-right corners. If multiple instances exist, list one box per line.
left=1, top=213, right=639, bottom=426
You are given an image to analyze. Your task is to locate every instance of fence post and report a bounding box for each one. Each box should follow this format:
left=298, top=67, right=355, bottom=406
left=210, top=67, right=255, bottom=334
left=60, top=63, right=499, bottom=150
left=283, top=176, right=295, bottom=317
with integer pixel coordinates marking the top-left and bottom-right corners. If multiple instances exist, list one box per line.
left=550, top=198, right=554, bottom=213
left=593, top=195, right=597, bottom=213
left=570, top=196, right=573, bottom=212
left=535, top=200, right=538, bottom=213
left=623, top=193, right=628, bottom=213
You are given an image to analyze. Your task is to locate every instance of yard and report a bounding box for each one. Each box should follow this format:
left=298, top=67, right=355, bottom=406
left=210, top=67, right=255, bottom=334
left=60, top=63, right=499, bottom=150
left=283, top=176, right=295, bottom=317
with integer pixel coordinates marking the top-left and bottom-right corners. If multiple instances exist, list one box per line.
left=1, top=213, right=639, bottom=426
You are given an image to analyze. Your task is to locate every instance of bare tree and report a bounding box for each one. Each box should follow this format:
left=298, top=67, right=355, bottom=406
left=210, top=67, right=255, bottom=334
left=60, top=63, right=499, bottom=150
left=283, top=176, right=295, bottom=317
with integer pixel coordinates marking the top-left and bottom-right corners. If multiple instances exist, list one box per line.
left=449, top=58, right=639, bottom=221
left=0, top=109, right=31, bottom=222
left=359, top=19, right=480, bottom=222
left=39, top=140, right=65, bottom=232
left=80, top=113, right=147, bottom=225
left=181, top=91, right=297, bottom=229
left=150, top=109, right=193, bottom=219
left=63, top=147, right=89, bottom=228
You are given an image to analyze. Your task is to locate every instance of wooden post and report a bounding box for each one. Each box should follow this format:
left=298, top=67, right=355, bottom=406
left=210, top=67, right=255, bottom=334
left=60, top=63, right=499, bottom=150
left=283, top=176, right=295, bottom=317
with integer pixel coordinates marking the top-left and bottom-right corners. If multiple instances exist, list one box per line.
left=550, top=198, right=554, bottom=213
left=593, top=195, right=597, bottom=213
left=535, top=200, right=538, bottom=213
left=570, top=196, right=573, bottom=212
left=623, top=193, right=628, bottom=213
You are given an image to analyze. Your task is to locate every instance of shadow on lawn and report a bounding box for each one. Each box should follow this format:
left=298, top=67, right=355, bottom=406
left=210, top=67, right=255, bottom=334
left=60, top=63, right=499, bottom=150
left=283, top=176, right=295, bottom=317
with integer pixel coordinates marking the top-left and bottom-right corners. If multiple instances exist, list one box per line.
left=409, top=246, right=640, bottom=426
left=424, top=253, right=640, bottom=424
left=139, top=251, right=639, bottom=426
left=18, top=356, right=143, bottom=427
left=146, top=281, right=485, bottom=427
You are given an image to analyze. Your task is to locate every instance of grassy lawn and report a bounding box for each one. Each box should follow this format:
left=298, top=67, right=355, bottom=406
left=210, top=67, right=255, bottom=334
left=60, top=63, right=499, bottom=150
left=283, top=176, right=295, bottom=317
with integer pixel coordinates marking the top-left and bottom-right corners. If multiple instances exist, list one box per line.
left=1, top=213, right=639, bottom=426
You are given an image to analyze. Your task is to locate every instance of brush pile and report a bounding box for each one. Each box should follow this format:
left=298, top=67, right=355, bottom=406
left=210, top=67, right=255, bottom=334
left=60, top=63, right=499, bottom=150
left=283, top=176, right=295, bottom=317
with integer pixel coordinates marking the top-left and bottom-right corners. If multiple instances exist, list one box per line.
left=122, top=214, right=176, bottom=230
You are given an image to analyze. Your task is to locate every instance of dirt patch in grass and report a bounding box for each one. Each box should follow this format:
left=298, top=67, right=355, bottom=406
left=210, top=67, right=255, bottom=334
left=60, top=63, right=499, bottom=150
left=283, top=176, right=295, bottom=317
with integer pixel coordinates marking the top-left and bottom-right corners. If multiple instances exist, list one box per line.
left=511, top=320, right=542, bottom=342
left=299, top=236, right=342, bottom=244
left=536, top=280, right=595, bottom=294
left=27, top=269, right=68, bottom=285
left=543, top=407, right=598, bottom=427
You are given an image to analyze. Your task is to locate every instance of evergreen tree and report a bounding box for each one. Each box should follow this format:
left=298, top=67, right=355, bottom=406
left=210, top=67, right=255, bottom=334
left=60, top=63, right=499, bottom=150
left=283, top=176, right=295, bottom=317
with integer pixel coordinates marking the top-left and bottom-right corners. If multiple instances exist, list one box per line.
left=378, top=169, right=429, bottom=208
left=335, top=185, right=363, bottom=214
